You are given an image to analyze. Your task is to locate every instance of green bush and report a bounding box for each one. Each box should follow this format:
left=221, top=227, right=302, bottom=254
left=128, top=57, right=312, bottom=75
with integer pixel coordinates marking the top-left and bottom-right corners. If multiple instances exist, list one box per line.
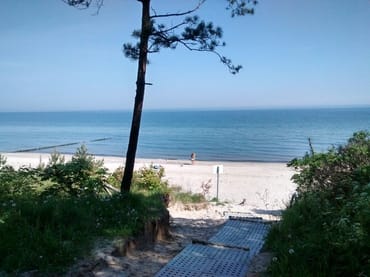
left=107, top=166, right=124, bottom=188
left=132, top=165, right=169, bottom=193
left=0, top=148, right=166, bottom=274
left=42, top=146, right=107, bottom=197
left=0, top=166, right=42, bottom=198
left=0, top=148, right=206, bottom=274
left=169, top=186, right=206, bottom=204
left=0, top=193, right=164, bottom=273
left=266, top=131, right=370, bottom=276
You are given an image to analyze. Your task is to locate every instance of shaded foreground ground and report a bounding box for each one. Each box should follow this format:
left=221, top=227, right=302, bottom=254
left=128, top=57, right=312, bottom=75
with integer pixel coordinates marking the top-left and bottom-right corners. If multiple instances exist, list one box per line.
left=68, top=214, right=224, bottom=276
left=68, top=204, right=274, bottom=276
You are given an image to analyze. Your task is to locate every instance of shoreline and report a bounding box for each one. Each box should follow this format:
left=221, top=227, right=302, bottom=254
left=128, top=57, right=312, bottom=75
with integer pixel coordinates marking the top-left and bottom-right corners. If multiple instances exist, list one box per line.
left=5, top=150, right=292, bottom=164
left=1, top=152, right=292, bottom=168
left=2, top=152, right=297, bottom=213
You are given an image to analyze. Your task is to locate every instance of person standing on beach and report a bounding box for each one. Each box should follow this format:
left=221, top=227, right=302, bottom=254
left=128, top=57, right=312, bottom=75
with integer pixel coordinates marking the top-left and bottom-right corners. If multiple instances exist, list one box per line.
left=191, top=153, right=196, bottom=165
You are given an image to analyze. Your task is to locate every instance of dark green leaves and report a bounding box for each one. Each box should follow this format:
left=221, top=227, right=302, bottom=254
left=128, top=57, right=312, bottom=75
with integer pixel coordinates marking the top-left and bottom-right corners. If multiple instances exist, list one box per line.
left=42, top=146, right=107, bottom=197
left=64, top=0, right=257, bottom=73
left=289, top=131, right=370, bottom=197
left=123, top=42, right=141, bottom=61
left=123, top=14, right=242, bottom=74
left=227, top=0, right=258, bottom=17
left=62, top=0, right=103, bottom=10
left=267, top=131, right=370, bottom=276
left=62, top=0, right=92, bottom=8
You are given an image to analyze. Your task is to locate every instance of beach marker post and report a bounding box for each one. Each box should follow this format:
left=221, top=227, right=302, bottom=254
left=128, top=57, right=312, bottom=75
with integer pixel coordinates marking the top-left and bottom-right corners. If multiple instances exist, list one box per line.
left=213, top=165, right=224, bottom=200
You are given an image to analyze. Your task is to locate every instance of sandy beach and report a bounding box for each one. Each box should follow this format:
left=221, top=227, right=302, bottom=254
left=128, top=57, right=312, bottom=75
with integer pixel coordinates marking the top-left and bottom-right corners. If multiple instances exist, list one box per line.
left=2, top=152, right=296, bottom=216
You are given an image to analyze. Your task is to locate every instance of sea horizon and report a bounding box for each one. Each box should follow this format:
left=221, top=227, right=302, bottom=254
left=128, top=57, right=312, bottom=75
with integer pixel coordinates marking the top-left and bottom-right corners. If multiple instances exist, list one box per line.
left=2, top=104, right=370, bottom=114
left=1, top=107, right=369, bottom=162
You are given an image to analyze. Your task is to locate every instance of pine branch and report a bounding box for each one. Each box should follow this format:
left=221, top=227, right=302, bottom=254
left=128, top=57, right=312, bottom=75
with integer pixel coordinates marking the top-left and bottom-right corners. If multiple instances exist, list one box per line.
left=227, top=0, right=258, bottom=17
left=150, top=0, right=205, bottom=19
left=62, top=0, right=104, bottom=13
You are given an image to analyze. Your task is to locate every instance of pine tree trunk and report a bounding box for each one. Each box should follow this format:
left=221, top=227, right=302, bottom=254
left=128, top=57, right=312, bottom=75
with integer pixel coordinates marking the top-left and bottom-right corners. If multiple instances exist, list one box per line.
left=121, top=0, right=150, bottom=193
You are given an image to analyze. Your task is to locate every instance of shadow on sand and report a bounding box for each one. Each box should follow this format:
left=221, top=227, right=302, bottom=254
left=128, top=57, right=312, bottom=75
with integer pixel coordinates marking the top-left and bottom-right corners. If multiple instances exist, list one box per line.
left=252, top=208, right=283, bottom=218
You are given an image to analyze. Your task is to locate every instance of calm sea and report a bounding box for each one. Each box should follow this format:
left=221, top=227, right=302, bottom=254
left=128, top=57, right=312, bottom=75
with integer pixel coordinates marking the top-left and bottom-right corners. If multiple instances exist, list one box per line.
left=0, top=108, right=369, bottom=162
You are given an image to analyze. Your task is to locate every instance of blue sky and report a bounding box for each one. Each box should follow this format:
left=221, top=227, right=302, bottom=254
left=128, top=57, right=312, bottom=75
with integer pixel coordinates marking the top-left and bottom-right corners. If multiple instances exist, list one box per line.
left=0, top=0, right=369, bottom=112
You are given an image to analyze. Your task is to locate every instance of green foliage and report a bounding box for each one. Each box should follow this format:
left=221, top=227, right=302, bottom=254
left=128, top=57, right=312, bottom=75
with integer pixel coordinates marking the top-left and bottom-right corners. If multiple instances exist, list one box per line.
left=266, top=131, right=370, bottom=276
left=124, top=14, right=242, bottom=74
left=104, top=164, right=168, bottom=193
left=172, top=191, right=206, bottom=204
left=121, top=0, right=258, bottom=75
left=42, top=146, right=107, bottom=197
left=131, top=167, right=207, bottom=204
left=227, top=0, right=258, bottom=17
left=107, top=166, right=124, bottom=188
left=288, top=131, right=370, bottom=198
left=0, top=193, right=163, bottom=273
left=0, top=147, right=206, bottom=274
left=170, top=186, right=206, bottom=204
left=0, top=148, right=166, bottom=274
left=132, top=165, right=169, bottom=193
left=0, top=165, right=42, bottom=197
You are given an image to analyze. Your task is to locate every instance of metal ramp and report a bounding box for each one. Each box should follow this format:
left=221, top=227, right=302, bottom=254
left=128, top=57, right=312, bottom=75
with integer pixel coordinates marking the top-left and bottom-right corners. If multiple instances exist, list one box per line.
left=155, top=217, right=271, bottom=277
left=154, top=244, right=250, bottom=277
left=209, top=217, right=270, bottom=256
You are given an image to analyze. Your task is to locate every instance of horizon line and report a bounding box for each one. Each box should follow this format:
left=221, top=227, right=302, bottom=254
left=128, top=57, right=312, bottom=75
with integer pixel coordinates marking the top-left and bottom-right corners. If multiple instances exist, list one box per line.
left=1, top=104, right=369, bottom=113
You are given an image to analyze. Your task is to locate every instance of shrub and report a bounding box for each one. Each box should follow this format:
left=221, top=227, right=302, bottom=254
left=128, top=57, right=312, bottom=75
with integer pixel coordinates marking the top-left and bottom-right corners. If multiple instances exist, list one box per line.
left=266, top=131, right=370, bottom=276
left=132, top=165, right=169, bottom=193
left=0, top=192, right=164, bottom=273
left=288, top=131, right=370, bottom=198
left=0, top=165, right=42, bottom=199
left=169, top=186, right=206, bottom=204
left=107, top=166, right=124, bottom=188
left=42, top=146, right=107, bottom=197
left=0, top=148, right=166, bottom=274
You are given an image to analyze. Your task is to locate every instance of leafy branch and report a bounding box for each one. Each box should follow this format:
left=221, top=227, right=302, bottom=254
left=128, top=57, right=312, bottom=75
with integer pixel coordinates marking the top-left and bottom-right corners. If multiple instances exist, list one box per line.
left=227, top=0, right=258, bottom=17
left=62, top=0, right=104, bottom=13
left=123, top=14, right=242, bottom=74
left=150, top=0, right=206, bottom=19
left=64, top=0, right=257, bottom=73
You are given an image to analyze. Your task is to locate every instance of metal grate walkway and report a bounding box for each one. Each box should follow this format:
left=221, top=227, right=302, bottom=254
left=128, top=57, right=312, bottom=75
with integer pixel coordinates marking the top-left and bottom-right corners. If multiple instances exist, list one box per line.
left=155, top=217, right=271, bottom=277
left=209, top=217, right=270, bottom=256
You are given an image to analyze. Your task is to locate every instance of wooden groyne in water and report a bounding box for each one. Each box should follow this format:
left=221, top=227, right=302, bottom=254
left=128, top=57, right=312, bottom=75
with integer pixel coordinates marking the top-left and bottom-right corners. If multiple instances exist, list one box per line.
left=13, top=137, right=112, bottom=153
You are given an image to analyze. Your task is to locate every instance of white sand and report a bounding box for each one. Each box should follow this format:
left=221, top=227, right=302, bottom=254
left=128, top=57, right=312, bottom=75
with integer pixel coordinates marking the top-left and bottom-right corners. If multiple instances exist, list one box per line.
left=2, top=152, right=296, bottom=218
